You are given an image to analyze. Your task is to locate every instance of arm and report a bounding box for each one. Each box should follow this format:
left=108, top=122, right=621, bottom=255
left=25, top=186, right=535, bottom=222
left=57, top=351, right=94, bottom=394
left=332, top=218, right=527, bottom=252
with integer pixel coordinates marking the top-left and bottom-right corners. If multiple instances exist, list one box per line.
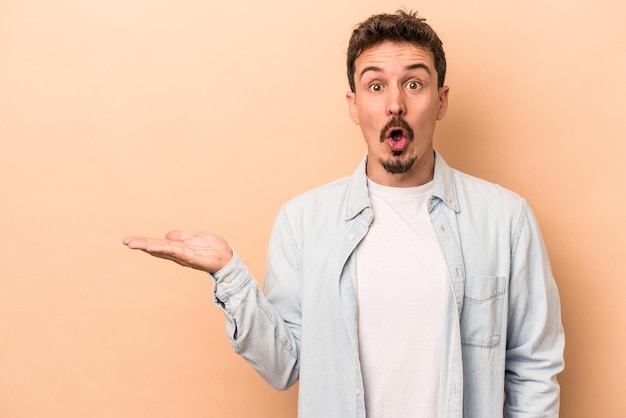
left=504, top=204, right=565, bottom=417
left=219, top=206, right=302, bottom=389
left=123, top=221, right=301, bottom=390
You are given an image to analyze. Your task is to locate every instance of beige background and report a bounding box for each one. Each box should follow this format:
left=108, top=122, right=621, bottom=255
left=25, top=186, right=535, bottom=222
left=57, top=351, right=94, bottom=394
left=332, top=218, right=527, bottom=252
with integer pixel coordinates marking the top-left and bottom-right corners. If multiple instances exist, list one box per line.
left=1, top=0, right=625, bottom=416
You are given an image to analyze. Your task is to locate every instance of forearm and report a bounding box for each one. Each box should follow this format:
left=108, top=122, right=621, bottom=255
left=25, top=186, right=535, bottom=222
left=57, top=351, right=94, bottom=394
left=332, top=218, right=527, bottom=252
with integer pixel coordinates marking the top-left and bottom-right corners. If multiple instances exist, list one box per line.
left=211, top=251, right=300, bottom=390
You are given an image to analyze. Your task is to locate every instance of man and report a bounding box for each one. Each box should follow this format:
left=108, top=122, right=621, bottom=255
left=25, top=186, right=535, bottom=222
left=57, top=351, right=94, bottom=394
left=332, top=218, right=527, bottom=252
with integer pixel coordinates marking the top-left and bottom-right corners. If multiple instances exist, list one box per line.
left=124, top=10, right=564, bottom=417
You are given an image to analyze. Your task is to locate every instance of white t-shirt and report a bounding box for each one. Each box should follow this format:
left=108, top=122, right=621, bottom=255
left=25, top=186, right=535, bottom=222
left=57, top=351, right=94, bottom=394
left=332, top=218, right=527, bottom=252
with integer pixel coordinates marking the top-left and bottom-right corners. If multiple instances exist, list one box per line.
left=356, top=178, right=448, bottom=418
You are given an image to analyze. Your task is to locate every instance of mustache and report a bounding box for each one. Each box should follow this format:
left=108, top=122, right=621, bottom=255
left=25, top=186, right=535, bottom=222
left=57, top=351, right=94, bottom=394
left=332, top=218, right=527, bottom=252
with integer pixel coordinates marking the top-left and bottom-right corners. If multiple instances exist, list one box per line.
left=379, top=117, right=414, bottom=142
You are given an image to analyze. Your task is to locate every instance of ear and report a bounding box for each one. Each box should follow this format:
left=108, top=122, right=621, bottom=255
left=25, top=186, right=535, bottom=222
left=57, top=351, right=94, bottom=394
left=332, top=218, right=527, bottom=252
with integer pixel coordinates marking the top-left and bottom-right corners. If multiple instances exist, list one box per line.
left=436, top=86, right=449, bottom=121
left=346, top=91, right=360, bottom=125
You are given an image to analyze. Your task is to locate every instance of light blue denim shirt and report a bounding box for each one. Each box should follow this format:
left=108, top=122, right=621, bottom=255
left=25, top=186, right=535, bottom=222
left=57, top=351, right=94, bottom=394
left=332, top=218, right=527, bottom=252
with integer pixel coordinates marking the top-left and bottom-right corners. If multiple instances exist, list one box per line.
left=211, top=152, right=564, bottom=417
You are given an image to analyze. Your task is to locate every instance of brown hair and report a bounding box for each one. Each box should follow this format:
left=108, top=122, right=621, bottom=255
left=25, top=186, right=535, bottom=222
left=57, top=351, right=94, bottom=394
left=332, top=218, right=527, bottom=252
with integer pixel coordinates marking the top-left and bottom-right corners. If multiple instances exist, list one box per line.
left=347, top=10, right=447, bottom=92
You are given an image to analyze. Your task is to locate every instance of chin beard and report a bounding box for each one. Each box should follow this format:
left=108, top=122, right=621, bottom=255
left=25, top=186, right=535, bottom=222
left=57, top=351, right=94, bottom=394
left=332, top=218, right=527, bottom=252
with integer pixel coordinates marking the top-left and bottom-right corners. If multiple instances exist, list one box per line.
left=380, top=153, right=417, bottom=174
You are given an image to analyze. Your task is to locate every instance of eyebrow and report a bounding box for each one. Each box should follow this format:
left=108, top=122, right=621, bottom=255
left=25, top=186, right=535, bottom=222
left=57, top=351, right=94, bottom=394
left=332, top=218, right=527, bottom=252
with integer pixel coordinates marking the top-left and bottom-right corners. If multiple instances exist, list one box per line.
left=359, top=63, right=431, bottom=80
left=406, top=63, right=431, bottom=74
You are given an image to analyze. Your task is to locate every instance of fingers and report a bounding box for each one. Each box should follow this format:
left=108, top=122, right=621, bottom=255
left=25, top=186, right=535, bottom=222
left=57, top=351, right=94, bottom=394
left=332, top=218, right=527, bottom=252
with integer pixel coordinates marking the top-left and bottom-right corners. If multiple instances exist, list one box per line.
left=122, top=236, right=149, bottom=249
left=122, top=236, right=174, bottom=251
left=123, top=230, right=191, bottom=249
left=123, top=235, right=191, bottom=257
left=144, top=249, right=194, bottom=268
left=124, top=242, right=195, bottom=270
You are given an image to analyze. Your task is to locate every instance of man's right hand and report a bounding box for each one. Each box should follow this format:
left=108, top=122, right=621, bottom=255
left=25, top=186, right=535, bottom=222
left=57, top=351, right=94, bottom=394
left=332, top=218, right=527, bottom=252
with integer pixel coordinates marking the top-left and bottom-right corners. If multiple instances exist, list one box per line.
left=123, top=230, right=233, bottom=274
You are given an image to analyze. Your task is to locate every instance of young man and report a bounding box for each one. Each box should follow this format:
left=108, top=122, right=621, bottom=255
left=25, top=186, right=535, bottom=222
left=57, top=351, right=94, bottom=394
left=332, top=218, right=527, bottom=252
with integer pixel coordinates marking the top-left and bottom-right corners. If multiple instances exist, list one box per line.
left=124, top=10, right=564, bottom=417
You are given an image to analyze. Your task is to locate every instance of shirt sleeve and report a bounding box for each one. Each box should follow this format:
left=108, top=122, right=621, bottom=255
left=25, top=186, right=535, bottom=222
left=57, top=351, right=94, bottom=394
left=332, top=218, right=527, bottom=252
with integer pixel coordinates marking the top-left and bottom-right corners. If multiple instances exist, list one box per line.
left=209, top=209, right=301, bottom=390
left=504, top=202, right=565, bottom=417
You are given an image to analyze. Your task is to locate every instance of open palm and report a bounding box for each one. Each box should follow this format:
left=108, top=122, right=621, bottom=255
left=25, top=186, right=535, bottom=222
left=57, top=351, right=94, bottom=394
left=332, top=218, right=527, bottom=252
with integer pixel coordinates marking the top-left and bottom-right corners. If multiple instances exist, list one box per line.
left=123, top=230, right=232, bottom=273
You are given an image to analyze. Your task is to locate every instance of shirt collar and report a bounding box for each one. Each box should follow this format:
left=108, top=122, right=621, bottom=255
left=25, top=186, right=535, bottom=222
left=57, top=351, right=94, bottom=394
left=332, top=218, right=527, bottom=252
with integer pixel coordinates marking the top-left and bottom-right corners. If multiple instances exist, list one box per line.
left=431, top=151, right=460, bottom=213
left=345, top=151, right=460, bottom=221
left=344, top=156, right=371, bottom=221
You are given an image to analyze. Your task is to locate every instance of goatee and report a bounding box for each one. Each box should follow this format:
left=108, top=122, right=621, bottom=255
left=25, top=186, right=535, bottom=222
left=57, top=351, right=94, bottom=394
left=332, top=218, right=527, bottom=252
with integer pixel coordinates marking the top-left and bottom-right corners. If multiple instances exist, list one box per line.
left=380, top=154, right=417, bottom=174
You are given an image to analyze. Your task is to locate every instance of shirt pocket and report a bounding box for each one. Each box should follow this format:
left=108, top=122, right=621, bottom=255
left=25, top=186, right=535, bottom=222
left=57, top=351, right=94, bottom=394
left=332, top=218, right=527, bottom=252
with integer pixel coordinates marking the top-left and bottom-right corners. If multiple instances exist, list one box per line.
left=460, top=275, right=506, bottom=349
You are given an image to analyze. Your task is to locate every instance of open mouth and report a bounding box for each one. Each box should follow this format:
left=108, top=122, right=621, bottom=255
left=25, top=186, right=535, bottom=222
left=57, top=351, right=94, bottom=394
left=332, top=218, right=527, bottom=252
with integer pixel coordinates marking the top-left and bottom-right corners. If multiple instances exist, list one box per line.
left=379, top=118, right=414, bottom=152
left=388, top=128, right=407, bottom=141
left=384, top=127, right=409, bottom=151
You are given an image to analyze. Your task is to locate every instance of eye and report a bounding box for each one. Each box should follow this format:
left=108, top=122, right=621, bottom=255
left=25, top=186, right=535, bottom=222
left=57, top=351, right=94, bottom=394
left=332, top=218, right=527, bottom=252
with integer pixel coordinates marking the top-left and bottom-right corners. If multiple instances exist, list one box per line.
left=369, top=83, right=383, bottom=92
left=406, top=80, right=421, bottom=90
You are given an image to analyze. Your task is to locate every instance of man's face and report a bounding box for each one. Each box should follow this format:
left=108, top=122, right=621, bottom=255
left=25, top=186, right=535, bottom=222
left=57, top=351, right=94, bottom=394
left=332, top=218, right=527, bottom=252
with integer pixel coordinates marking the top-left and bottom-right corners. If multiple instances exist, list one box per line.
left=346, top=41, right=449, bottom=186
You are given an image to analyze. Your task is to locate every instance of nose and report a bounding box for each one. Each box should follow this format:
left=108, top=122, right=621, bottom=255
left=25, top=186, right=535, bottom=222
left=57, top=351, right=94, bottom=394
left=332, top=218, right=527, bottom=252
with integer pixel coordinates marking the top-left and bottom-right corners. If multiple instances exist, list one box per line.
left=386, top=86, right=406, bottom=116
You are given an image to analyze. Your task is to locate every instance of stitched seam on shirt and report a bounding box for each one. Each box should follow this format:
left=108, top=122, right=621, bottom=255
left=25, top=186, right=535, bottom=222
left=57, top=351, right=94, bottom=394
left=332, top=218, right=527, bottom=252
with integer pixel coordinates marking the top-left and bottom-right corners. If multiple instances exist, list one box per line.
left=218, top=275, right=253, bottom=301
left=510, top=198, right=528, bottom=268
left=280, top=206, right=301, bottom=272
left=461, top=336, right=500, bottom=349
left=463, top=280, right=506, bottom=302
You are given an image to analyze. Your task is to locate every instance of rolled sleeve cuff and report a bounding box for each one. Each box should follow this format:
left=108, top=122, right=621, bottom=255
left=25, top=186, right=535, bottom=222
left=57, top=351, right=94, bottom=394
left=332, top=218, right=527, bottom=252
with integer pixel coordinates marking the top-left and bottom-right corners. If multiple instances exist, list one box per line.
left=209, top=249, right=253, bottom=303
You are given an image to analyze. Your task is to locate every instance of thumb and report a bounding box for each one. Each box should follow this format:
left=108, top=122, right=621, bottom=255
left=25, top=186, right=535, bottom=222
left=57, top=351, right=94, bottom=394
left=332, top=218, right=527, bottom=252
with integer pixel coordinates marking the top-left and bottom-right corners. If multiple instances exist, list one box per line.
left=165, top=230, right=194, bottom=241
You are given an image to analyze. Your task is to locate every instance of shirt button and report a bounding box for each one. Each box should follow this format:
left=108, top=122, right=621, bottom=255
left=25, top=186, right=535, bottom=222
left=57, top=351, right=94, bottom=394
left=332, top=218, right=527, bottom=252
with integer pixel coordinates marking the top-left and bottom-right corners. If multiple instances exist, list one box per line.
left=223, top=276, right=233, bottom=284
left=363, top=208, right=371, bottom=216
left=355, top=387, right=361, bottom=396
left=347, top=233, right=355, bottom=241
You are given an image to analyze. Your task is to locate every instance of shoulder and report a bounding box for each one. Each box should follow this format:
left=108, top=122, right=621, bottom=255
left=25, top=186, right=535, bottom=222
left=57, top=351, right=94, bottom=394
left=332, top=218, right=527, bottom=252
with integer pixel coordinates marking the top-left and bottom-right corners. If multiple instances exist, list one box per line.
left=454, top=169, right=523, bottom=202
left=450, top=168, right=528, bottom=223
left=434, top=152, right=525, bottom=214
